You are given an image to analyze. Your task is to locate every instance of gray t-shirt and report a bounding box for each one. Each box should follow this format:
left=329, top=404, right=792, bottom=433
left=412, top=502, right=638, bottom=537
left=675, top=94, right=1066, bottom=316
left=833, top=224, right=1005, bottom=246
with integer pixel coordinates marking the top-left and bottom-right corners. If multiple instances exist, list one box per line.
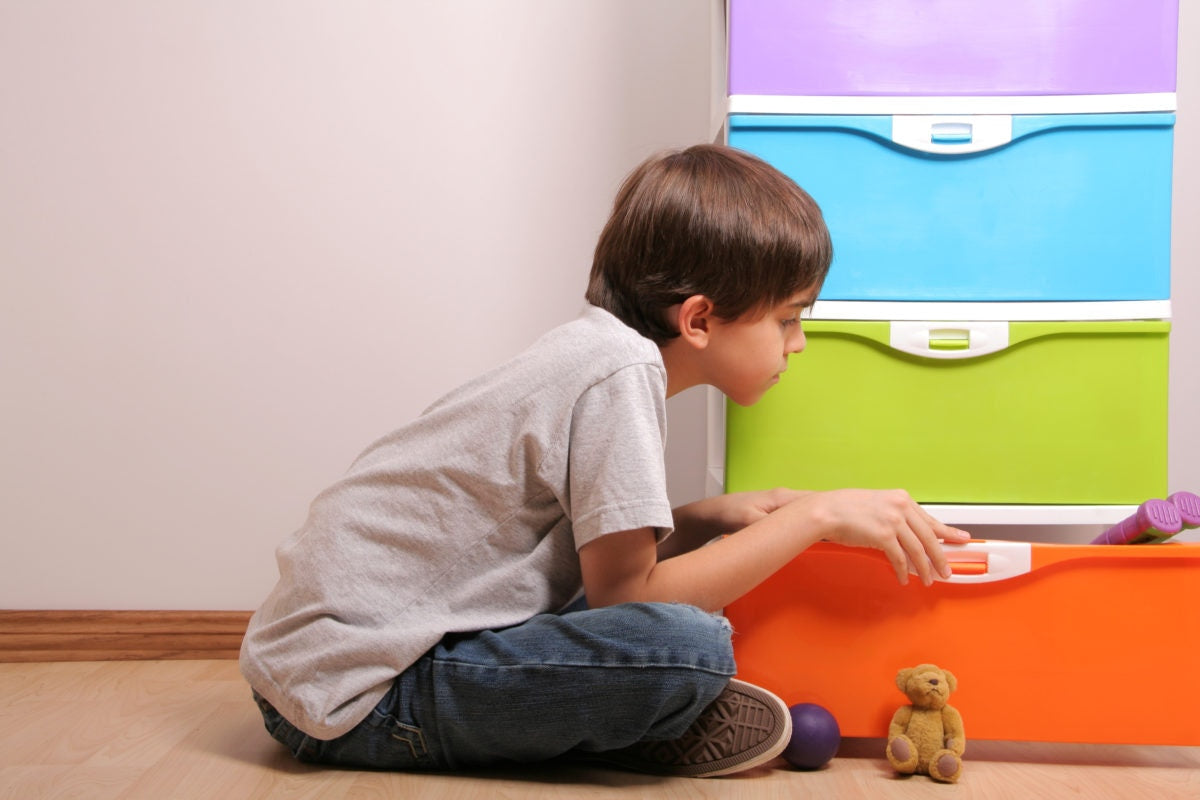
left=239, top=305, right=676, bottom=739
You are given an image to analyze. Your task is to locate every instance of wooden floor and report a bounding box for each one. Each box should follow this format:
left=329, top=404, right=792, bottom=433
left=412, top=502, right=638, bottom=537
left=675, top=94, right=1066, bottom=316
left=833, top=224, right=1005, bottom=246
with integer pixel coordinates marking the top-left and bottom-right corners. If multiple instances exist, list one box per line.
left=2, top=660, right=1198, bottom=799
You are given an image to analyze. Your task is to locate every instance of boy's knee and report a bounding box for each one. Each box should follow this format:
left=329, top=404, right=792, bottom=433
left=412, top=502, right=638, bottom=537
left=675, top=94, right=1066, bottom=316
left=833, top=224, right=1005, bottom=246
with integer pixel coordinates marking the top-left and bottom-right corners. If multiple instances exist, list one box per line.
left=614, top=602, right=734, bottom=672
left=632, top=601, right=731, bottom=636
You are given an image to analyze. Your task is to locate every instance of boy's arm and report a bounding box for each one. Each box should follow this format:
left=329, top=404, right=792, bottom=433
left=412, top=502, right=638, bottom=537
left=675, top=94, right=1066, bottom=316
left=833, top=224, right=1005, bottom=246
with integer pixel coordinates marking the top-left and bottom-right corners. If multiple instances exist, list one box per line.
left=659, top=488, right=809, bottom=560
left=580, top=488, right=970, bottom=612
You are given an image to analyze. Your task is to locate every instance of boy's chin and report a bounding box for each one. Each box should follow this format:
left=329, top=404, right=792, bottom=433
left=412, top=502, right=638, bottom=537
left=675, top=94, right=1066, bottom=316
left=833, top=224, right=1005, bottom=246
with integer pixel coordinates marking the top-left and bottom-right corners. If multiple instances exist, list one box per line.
left=726, top=388, right=770, bottom=407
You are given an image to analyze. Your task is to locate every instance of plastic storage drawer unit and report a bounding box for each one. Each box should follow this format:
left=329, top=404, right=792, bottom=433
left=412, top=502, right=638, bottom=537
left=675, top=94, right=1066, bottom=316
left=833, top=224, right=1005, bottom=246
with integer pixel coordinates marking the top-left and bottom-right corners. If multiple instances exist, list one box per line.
left=726, top=540, right=1200, bottom=745
left=727, top=112, right=1175, bottom=302
left=728, top=0, right=1179, bottom=97
left=724, top=319, right=1170, bottom=504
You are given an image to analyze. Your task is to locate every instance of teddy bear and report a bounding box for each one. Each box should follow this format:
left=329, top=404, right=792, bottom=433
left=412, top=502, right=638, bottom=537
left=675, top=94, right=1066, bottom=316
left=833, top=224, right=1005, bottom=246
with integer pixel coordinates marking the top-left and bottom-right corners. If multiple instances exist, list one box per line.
left=885, top=663, right=965, bottom=783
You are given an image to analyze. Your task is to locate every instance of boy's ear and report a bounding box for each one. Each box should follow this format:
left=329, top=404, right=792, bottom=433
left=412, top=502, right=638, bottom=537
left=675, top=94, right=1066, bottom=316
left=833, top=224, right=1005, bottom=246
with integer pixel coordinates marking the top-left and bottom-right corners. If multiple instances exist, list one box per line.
left=676, top=295, right=716, bottom=349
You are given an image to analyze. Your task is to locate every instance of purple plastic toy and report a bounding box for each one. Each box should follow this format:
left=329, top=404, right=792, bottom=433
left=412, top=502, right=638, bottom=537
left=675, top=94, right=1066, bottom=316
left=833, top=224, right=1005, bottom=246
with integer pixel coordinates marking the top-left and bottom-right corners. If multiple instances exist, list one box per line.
left=1168, top=491, right=1200, bottom=529
left=1091, top=499, right=1182, bottom=545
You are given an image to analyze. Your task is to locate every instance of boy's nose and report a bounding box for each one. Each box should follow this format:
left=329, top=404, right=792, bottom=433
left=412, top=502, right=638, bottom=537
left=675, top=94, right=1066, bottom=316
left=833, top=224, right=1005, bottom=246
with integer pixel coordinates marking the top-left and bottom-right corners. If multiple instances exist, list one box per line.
left=787, top=328, right=806, bottom=355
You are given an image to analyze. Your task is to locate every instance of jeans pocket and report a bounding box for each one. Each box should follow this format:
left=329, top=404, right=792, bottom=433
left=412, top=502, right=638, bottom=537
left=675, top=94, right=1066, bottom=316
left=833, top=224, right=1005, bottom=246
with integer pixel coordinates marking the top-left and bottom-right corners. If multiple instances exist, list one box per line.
left=253, top=688, right=437, bottom=769
left=292, top=706, right=438, bottom=770
left=373, top=709, right=432, bottom=763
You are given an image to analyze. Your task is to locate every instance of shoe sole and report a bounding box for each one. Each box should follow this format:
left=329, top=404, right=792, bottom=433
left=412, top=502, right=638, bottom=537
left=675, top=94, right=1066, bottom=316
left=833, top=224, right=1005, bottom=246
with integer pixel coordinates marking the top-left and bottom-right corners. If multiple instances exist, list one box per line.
left=602, top=678, right=792, bottom=778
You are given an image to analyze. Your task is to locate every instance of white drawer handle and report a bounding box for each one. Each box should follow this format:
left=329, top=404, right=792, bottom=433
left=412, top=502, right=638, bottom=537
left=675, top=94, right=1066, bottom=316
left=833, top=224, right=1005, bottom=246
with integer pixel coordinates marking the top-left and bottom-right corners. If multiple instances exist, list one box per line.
left=892, top=115, right=1014, bottom=154
left=936, top=541, right=1033, bottom=584
left=889, top=321, right=1010, bottom=359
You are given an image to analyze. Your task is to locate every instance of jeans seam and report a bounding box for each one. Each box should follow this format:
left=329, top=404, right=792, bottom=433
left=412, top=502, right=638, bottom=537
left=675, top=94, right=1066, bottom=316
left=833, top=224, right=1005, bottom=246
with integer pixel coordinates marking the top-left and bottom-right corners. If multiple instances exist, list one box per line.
left=430, top=660, right=736, bottom=676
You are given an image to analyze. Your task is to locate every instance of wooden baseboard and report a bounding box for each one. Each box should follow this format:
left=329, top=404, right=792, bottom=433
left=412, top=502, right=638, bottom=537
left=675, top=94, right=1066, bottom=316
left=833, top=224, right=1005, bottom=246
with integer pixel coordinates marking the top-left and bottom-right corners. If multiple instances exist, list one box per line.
left=0, top=610, right=252, bottom=662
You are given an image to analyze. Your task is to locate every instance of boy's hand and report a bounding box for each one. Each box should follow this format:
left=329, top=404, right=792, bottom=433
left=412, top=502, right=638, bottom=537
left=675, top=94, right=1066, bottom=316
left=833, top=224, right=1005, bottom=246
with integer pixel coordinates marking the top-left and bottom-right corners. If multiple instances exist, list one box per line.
left=720, top=488, right=810, bottom=530
left=796, top=489, right=971, bottom=586
left=662, top=489, right=813, bottom=560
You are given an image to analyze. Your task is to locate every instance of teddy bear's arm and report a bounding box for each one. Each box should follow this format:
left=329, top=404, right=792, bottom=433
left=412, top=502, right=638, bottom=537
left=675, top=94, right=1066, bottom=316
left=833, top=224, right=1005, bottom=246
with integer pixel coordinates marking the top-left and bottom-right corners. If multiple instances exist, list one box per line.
left=941, top=705, right=966, bottom=755
left=888, top=706, right=913, bottom=738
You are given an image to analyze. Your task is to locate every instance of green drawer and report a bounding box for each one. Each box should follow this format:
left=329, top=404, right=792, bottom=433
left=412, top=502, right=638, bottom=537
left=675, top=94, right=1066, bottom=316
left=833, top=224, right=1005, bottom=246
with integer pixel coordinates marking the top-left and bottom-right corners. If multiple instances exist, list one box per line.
left=725, top=320, right=1169, bottom=504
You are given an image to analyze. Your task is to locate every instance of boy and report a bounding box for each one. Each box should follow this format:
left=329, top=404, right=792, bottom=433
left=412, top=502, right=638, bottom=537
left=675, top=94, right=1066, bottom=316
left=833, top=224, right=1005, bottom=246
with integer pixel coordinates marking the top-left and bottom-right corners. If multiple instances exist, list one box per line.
left=241, top=144, right=969, bottom=778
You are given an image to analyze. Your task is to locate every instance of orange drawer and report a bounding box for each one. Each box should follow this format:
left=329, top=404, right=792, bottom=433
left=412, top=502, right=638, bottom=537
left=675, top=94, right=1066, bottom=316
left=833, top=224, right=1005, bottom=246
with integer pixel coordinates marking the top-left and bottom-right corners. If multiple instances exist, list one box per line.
left=726, top=540, right=1200, bottom=744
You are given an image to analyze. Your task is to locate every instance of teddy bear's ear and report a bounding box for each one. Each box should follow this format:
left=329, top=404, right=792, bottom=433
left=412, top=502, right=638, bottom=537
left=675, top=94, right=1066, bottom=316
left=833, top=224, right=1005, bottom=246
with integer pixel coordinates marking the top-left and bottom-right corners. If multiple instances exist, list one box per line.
left=942, top=668, right=958, bottom=692
left=895, top=668, right=913, bottom=692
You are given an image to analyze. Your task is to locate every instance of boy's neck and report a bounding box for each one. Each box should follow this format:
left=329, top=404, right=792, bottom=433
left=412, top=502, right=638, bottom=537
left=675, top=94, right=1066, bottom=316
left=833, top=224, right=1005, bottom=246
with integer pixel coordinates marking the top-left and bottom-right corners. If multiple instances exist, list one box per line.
left=659, top=338, right=704, bottom=399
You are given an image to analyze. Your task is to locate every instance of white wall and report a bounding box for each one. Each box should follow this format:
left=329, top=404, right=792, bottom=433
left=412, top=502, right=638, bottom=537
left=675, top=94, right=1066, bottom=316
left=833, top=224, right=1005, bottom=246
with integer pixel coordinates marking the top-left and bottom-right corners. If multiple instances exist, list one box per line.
left=0, top=1, right=713, bottom=609
left=2, top=2, right=1197, bottom=610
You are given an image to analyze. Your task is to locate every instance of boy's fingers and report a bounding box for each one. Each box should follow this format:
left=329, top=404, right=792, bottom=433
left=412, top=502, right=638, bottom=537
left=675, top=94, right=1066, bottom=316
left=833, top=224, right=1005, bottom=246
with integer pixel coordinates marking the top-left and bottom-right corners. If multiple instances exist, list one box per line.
left=883, top=541, right=911, bottom=585
left=904, top=510, right=947, bottom=583
left=914, top=507, right=973, bottom=580
left=898, top=532, right=936, bottom=586
left=916, top=504, right=970, bottom=540
left=937, top=521, right=972, bottom=543
left=940, top=524, right=972, bottom=541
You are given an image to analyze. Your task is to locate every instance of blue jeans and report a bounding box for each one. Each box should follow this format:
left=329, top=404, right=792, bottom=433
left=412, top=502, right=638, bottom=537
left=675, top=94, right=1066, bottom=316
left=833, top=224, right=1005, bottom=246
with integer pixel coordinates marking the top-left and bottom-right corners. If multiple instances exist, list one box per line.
left=253, top=602, right=735, bottom=770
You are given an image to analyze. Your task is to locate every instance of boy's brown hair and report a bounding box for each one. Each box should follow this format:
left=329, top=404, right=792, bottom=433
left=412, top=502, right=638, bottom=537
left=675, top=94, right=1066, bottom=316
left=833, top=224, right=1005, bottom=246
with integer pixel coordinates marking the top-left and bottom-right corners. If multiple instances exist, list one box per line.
left=586, top=144, right=832, bottom=343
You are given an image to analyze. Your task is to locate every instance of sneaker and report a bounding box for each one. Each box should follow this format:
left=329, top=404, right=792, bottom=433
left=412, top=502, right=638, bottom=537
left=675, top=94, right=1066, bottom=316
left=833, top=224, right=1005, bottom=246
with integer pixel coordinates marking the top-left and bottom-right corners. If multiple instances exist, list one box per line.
left=595, top=679, right=792, bottom=778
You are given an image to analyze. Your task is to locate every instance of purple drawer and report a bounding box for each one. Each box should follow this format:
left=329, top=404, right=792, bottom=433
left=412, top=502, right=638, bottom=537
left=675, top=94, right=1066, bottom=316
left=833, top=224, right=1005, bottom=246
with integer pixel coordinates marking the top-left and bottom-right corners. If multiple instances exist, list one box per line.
left=728, top=0, right=1179, bottom=97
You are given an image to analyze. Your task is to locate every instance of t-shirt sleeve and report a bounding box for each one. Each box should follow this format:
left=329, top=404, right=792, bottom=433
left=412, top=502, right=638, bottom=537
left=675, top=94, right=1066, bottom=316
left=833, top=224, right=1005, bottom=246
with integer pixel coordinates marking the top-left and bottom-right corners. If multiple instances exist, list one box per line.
left=566, top=363, right=675, bottom=549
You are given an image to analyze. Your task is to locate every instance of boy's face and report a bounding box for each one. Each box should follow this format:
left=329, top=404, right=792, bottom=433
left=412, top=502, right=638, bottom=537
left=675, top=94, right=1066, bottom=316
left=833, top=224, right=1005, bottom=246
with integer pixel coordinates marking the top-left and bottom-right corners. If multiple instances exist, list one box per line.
left=707, top=290, right=815, bottom=407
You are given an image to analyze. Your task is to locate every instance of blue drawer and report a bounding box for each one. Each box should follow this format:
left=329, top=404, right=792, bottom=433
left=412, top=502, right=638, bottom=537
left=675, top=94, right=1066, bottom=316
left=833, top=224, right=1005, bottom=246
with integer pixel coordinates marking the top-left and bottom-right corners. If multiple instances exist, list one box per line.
left=728, top=112, right=1175, bottom=302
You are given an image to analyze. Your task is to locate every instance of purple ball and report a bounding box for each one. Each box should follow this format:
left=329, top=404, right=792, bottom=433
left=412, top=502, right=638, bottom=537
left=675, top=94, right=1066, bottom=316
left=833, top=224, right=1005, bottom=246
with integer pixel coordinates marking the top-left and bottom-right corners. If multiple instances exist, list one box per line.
left=782, top=703, right=840, bottom=770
